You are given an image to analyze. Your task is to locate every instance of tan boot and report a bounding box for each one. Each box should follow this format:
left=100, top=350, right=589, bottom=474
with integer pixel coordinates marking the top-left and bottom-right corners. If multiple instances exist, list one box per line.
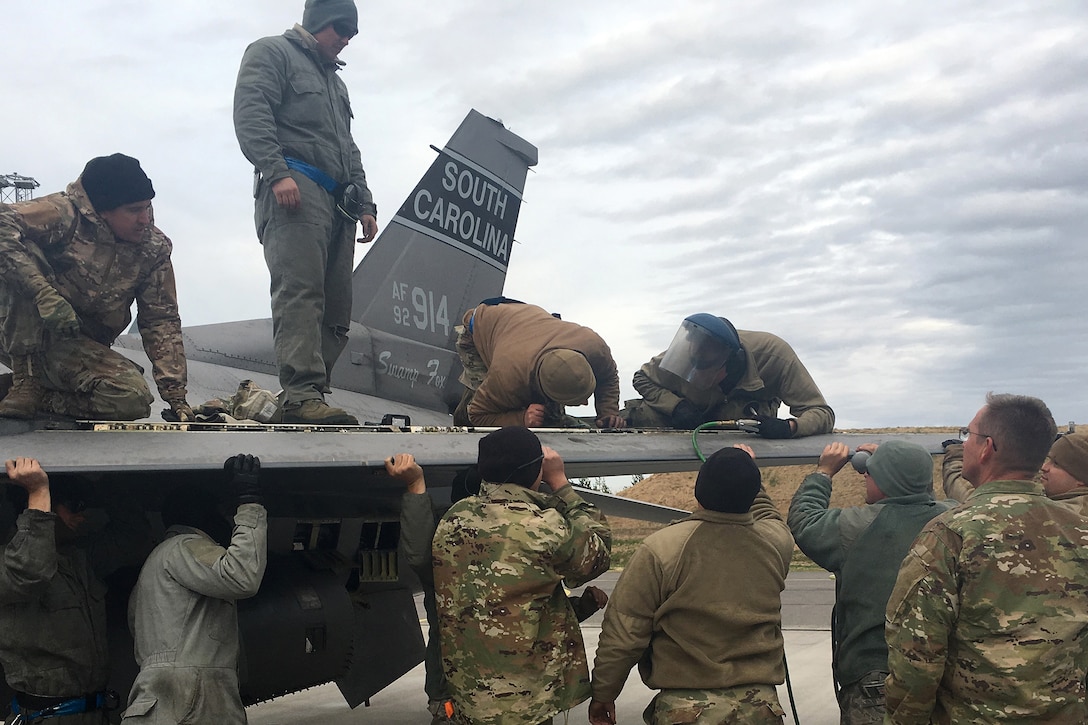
left=282, top=399, right=359, bottom=425
left=0, top=356, right=43, bottom=419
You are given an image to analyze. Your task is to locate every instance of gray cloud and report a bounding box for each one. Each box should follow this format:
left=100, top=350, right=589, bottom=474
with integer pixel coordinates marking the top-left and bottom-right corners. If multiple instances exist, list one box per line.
left=4, top=0, right=1086, bottom=429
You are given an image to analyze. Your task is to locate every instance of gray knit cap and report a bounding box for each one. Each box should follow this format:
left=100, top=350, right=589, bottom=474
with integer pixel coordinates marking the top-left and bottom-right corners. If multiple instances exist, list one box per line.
left=1049, top=432, right=1088, bottom=485
left=866, top=440, right=933, bottom=498
left=302, top=0, right=358, bottom=34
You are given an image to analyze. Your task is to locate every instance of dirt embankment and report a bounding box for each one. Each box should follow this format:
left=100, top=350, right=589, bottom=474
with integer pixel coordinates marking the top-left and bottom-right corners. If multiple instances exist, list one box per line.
left=607, top=428, right=959, bottom=567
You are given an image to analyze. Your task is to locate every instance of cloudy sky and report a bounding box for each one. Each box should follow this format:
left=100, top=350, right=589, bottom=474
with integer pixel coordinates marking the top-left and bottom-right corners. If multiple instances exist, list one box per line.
left=6, top=1, right=1087, bottom=429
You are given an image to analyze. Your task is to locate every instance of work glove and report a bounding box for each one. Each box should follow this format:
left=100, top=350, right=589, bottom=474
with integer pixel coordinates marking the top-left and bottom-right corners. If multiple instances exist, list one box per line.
left=33, top=287, right=80, bottom=336
left=225, top=453, right=262, bottom=506
left=754, top=415, right=793, bottom=439
left=161, top=399, right=195, bottom=423
left=671, top=400, right=706, bottom=430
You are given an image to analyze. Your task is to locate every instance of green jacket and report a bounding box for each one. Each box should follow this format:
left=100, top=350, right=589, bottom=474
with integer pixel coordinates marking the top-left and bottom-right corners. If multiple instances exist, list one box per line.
left=0, top=505, right=152, bottom=699
left=0, top=180, right=187, bottom=400
left=233, top=24, right=375, bottom=216
left=788, top=472, right=952, bottom=687
left=885, top=480, right=1088, bottom=723
left=630, top=330, right=833, bottom=436
left=123, top=504, right=267, bottom=724
left=591, top=491, right=793, bottom=702
left=432, top=482, right=611, bottom=725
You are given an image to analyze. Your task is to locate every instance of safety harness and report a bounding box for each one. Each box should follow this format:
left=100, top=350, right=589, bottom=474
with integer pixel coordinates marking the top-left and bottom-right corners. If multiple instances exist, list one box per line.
left=10, top=691, right=117, bottom=723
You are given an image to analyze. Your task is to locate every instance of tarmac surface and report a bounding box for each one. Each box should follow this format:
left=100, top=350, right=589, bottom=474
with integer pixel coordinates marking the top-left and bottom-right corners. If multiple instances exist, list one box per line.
left=247, top=571, right=839, bottom=725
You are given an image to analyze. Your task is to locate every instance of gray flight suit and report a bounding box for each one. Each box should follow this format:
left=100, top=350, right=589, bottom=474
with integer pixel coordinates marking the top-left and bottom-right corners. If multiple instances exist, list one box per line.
left=122, top=504, right=267, bottom=724
left=233, top=25, right=376, bottom=405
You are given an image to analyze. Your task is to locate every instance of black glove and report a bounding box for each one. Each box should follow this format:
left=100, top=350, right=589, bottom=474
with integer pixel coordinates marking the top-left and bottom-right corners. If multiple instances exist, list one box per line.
left=570, top=592, right=602, bottom=622
left=941, top=439, right=962, bottom=450
left=225, top=454, right=262, bottom=506
left=671, top=400, right=706, bottom=430
left=754, top=415, right=793, bottom=439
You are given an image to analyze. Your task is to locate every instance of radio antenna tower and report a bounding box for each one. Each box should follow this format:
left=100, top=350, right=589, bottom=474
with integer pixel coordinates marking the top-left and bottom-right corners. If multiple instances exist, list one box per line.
left=0, top=173, right=40, bottom=203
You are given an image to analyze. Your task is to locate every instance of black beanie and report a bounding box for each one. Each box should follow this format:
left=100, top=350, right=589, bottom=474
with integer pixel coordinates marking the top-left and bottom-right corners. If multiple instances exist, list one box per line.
left=161, top=485, right=231, bottom=546
left=477, top=426, right=544, bottom=487
left=694, top=447, right=762, bottom=513
left=80, top=154, right=155, bottom=212
left=302, top=0, right=358, bottom=34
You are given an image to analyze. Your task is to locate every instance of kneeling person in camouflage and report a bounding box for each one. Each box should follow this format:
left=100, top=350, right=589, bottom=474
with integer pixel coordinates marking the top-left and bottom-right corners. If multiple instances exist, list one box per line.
left=0, top=154, right=192, bottom=421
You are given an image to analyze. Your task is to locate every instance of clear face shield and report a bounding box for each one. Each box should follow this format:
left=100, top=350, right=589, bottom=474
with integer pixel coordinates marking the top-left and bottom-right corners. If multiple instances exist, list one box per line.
left=659, top=319, right=733, bottom=389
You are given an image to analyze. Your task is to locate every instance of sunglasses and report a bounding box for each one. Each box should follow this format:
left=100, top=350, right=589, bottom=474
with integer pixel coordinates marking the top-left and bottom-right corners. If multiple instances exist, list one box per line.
left=332, top=20, right=358, bottom=39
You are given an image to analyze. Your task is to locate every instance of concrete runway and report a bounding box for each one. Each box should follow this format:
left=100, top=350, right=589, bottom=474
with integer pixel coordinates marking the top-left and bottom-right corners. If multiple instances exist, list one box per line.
left=247, top=572, right=839, bottom=725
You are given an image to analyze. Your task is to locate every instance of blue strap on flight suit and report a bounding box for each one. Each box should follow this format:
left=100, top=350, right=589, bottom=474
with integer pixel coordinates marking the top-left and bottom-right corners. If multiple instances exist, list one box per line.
left=283, top=157, right=340, bottom=194
left=11, top=691, right=112, bottom=723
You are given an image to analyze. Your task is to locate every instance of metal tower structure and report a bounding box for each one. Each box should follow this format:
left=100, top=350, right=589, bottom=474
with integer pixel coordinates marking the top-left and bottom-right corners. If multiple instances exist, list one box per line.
left=0, top=173, right=40, bottom=203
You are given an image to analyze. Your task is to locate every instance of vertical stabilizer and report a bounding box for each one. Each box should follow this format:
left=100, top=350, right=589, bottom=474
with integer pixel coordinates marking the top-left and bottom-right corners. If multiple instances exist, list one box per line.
left=332, top=110, right=538, bottom=414
left=350, top=110, right=537, bottom=338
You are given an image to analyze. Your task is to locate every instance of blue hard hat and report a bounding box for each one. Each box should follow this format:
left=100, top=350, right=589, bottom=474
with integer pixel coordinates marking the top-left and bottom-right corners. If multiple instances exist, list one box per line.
left=684, top=313, right=741, bottom=352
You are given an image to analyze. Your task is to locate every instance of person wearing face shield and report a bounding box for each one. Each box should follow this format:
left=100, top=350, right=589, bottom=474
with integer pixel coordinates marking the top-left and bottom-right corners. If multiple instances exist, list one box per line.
left=622, top=314, right=834, bottom=438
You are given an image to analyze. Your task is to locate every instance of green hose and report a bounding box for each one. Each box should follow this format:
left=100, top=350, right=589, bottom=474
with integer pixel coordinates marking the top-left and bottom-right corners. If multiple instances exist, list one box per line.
left=691, top=421, right=734, bottom=462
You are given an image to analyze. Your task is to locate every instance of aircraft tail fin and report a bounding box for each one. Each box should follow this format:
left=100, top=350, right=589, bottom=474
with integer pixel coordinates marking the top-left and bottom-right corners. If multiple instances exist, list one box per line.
left=326, top=110, right=536, bottom=415
left=349, top=109, right=537, bottom=344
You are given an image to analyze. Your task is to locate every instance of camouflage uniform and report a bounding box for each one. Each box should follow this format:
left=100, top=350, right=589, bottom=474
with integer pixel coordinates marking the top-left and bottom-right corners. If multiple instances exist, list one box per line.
left=642, top=686, right=785, bottom=725
left=431, top=482, right=611, bottom=725
left=0, top=180, right=187, bottom=418
left=0, top=503, right=153, bottom=723
left=884, top=479, right=1088, bottom=723
left=624, top=331, right=833, bottom=436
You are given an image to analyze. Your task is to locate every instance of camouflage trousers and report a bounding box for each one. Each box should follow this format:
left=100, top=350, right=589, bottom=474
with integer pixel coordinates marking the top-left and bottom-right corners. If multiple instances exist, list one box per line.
left=452, top=326, right=587, bottom=428
left=836, top=671, right=886, bottom=725
left=642, top=685, right=785, bottom=725
left=1, top=336, right=153, bottom=420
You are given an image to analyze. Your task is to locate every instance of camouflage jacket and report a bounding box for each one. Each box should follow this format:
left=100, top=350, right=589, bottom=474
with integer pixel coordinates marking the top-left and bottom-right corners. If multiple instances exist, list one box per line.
left=432, top=482, right=611, bottom=725
left=233, top=25, right=375, bottom=217
left=632, top=330, right=834, bottom=436
left=0, top=180, right=188, bottom=401
left=0, top=505, right=152, bottom=697
left=884, top=479, right=1088, bottom=723
left=463, top=302, right=622, bottom=426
